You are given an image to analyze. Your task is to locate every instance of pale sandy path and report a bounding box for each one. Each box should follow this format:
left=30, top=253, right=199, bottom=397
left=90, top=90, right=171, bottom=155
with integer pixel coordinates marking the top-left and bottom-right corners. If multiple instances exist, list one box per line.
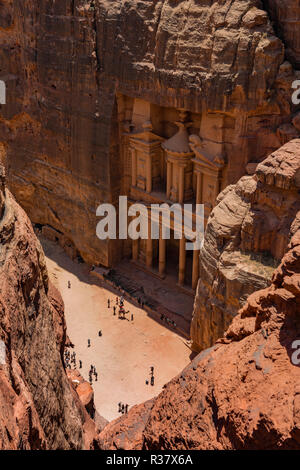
left=41, top=238, right=191, bottom=422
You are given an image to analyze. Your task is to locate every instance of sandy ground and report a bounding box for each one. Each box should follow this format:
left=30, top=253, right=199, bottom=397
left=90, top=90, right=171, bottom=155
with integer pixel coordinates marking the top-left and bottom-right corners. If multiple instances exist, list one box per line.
left=41, top=238, right=192, bottom=422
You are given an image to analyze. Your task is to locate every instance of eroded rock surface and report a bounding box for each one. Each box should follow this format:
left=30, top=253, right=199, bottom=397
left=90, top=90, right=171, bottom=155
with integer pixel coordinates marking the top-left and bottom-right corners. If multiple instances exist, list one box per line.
left=191, top=139, right=300, bottom=351
left=0, top=164, right=99, bottom=450
left=99, top=226, right=300, bottom=450
left=0, top=0, right=299, bottom=266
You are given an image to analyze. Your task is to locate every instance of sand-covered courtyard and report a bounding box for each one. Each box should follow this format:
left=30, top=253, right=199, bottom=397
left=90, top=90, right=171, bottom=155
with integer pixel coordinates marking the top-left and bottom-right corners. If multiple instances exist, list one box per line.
left=41, top=237, right=192, bottom=422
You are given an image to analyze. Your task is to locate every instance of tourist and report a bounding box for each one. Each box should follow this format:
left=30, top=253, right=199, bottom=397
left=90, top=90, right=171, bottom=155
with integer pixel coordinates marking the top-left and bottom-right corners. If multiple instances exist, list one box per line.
left=151, top=376, right=154, bottom=386
left=118, top=402, right=122, bottom=413
left=131, top=314, right=134, bottom=322
left=116, top=297, right=119, bottom=305
left=113, top=306, right=116, bottom=315
left=88, top=339, right=91, bottom=348
left=79, top=360, right=82, bottom=369
left=68, top=281, right=71, bottom=289
left=95, top=372, right=98, bottom=381
left=107, top=299, right=110, bottom=308
left=125, top=404, right=129, bottom=414
left=98, top=330, right=102, bottom=337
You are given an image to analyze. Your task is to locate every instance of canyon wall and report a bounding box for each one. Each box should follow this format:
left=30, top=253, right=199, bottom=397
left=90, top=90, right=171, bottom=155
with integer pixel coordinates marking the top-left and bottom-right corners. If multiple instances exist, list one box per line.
left=0, top=159, right=98, bottom=449
left=0, top=0, right=299, bottom=267
left=99, top=220, right=300, bottom=450
left=191, top=138, right=300, bottom=351
left=264, top=0, right=300, bottom=68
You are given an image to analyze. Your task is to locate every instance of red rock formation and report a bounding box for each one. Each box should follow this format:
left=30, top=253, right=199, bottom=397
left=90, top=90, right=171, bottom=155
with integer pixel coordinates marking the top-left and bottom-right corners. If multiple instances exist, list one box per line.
left=0, top=164, right=99, bottom=449
left=265, top=0, right=300, bottom=68
left=191, top=139, right=300, bottom=351
left=99, top=226, right=300, bottom=449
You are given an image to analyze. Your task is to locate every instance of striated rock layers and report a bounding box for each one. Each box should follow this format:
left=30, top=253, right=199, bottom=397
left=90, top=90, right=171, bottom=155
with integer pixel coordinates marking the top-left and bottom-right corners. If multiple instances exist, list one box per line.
left=99, top=225, right=300, bottom=450
left=0, top=0, right=299, bottom=266
left=265, top=0, right=300, bottom=69
left=0, top=163, right=99, bottom=449
left=190, top=139, right=300, bottom=351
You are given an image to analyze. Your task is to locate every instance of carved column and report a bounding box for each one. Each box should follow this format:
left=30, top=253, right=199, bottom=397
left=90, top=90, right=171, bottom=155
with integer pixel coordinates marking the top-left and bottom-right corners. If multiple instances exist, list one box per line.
left=129, top=121, right=163, bottom=194
left=178, top=237, right=186, bottom=286
left=146, top=217, right=153, bottom=268
left=196, top=172, right=202, bottom=205
left=178, top=165, right=185, bottom=204
left=192, top=248, right=200, bottom=290
left=162, top=111, right=194, bottom=203
left=146, top=153, right=152, bottom=193
left=190, top=135, right=225, bottom=224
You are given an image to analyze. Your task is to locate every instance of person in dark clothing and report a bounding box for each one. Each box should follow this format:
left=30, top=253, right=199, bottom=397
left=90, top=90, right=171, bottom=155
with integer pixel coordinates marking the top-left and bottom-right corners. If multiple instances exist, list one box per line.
left=88, top=339, right=91, bottom=348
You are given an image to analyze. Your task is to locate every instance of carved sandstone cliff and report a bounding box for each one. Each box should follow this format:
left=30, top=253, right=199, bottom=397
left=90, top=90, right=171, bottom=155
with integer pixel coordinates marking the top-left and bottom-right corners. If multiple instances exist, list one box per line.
left=265, top=0, right=300, bottom=69
left=190, top=138, right=300, bottom=351
left=99, top=224, right=300, bottom=449
left=0, top=163, right=99, bottom=449
left=0, top=0, right=299, bottom=266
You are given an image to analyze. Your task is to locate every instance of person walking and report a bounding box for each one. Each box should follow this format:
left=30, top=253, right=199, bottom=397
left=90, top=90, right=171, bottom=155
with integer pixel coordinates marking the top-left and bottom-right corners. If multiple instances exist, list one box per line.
left=113, top=306, right=116, bottom=315
left=79, top=360, right=82, bottom=369
left=88, top=339, right=91, bottom=348
left=68, top=281, right=71, bottom=289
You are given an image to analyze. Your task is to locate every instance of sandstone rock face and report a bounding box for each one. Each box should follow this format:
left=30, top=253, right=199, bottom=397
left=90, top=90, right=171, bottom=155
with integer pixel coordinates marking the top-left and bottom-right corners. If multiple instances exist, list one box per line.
left=190, top=139, right=300, bottom=351
left=0, top=165, right=98, bottom=449
left=265, top=0, right=300, bottom=68
left=99, top=226, right=300, bottom=450
left=0, top=0, right=299, bottom=266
